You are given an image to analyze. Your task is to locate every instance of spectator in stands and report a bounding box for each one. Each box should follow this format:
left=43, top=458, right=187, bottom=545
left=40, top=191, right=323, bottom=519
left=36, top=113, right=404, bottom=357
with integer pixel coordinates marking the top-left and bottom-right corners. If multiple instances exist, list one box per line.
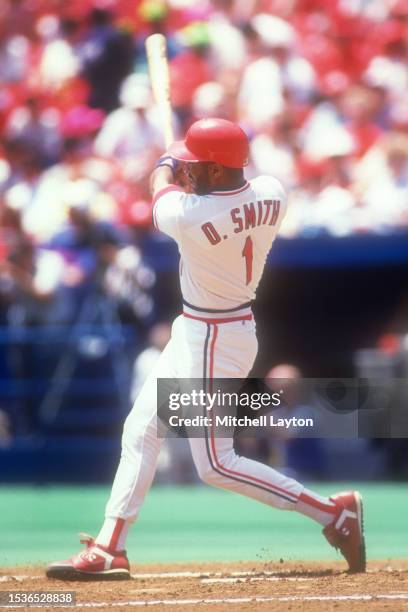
left=49, top=195, right=124, bottom=296
left=0, top=29, right=31, bottom=83
left=94, top=74, right=164, bottom=161
left=363, top=18, right=407, bottom=123
left=0, top=235, right=68, bottom=434
left=1, top=149, right=44, bottom=229
left=37, top=17, right=81, bottom=92
left=4, top=96, right=62, bottom=168
left=191, top=81, right=231, bottom=122
left=98, top=228, right=156, bottom=328
left=238, top=17, right=286, bottom=129
left=130, top=322, right=171, bottom=402
left=23, top=124, right=104, bottom=243
left=78, top=8, right=134, bottom=112
left=355, top=133, right=408, bottom=232
left=340, top=85, right=384, bottom=159
left=170, top=22, right=213, bottom=126
left=250, top=111, right=298, bottom=191
left=0, top=236, right=67, bottom=326
left=280, top=158, right=326, bottom=237
left=265, top=364, right=327, bottom=479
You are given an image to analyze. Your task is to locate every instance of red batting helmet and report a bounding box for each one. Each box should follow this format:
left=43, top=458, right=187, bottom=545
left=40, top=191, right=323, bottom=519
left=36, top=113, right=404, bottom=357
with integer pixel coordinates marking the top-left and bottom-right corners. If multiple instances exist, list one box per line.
left=169, top=118, right=249, bottom=168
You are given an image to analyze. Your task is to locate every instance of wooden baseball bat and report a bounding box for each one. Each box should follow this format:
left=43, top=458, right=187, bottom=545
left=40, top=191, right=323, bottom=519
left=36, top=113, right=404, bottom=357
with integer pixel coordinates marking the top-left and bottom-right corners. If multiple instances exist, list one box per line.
left=145, top=33, right=174, bottom=149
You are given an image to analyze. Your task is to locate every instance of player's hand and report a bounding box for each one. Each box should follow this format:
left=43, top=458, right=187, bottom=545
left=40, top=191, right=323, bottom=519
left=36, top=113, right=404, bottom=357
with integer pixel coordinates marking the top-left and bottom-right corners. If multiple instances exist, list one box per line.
left=174, top=162, right=195, bottom=193
left=154, top=155, right=193, bottom=191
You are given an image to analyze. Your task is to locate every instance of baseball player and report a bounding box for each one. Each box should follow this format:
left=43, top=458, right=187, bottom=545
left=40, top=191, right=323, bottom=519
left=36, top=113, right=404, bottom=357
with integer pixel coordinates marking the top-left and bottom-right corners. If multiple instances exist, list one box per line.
left=46, top=119, right=365, bottom=580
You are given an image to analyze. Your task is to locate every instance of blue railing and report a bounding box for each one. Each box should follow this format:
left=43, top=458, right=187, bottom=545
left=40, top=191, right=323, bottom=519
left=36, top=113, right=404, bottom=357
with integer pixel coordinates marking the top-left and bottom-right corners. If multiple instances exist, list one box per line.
left=0, top=323, right=137, bottom=432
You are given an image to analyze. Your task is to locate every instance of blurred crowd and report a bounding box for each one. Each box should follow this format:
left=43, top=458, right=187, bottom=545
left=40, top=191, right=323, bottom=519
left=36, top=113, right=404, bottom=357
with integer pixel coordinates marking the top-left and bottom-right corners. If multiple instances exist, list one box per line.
left=0, top=0, right=407, bottom=258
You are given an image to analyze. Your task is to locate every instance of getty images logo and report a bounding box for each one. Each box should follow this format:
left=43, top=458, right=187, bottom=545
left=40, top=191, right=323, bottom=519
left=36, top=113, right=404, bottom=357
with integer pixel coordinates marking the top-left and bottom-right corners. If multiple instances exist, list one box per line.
left=168, top=388, right=284, bottom=412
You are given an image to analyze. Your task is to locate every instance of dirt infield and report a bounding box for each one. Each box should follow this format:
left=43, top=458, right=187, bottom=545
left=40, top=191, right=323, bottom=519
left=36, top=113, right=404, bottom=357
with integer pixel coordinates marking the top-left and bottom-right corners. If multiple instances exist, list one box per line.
left=1, top=560, right=408, bottom=611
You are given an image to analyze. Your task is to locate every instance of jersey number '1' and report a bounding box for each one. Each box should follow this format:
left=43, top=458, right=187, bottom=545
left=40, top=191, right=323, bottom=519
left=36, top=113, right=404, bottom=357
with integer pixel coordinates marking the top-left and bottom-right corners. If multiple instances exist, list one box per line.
left=242, top=236, right=253, bottom=285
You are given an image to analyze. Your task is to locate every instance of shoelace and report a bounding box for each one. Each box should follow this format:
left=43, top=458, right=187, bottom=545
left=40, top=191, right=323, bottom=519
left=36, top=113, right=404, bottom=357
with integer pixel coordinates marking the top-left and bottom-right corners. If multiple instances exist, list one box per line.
left=78, top=531, right=127, bottom=558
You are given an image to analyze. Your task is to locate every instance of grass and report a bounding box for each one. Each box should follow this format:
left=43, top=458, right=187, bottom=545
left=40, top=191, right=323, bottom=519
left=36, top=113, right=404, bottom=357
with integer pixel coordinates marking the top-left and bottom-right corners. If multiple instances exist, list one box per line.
left=0, top=483, right=406, bottom=566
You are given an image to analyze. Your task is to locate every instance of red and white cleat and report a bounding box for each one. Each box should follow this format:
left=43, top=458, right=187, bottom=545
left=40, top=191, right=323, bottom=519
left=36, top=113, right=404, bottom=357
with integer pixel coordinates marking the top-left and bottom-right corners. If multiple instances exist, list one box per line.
left=323, top=491, right=366, bottom=573
left=46, top=533, right=130, bottom=581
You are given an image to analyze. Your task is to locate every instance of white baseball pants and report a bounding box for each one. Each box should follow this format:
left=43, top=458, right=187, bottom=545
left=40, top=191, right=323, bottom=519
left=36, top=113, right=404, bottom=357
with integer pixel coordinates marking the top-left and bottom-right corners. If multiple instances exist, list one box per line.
left=104, top=310, right=304, bottom=522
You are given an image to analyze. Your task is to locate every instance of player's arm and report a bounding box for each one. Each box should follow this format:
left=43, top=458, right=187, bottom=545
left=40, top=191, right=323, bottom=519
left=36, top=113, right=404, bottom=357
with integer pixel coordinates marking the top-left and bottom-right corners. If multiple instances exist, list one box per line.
left=150, top=156, right=177, bottom=199
left=150, top=155, right=185, bottom=239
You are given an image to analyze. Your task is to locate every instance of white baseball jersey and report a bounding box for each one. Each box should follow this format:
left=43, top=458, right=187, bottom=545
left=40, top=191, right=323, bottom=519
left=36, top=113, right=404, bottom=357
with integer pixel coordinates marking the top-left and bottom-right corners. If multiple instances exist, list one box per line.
left=152, top=176, right=287, bottom=311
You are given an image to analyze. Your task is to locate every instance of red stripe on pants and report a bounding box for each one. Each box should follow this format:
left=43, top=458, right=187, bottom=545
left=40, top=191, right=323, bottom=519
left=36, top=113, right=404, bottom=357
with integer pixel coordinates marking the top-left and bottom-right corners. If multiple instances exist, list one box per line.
left=207, top=325, right=298, bottom=503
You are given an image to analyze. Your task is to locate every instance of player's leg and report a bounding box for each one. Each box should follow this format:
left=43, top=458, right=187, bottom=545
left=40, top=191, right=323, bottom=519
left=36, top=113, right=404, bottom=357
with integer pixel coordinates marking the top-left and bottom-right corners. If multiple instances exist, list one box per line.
left=46, top=319, right=180, bottom=580
left=186, top=318, right=365, bottom=572
left=180, top=318, right=300, bottom=508
left=94, top=354, right=171, bottom=550
left=187, top=319, right=328, bottom=514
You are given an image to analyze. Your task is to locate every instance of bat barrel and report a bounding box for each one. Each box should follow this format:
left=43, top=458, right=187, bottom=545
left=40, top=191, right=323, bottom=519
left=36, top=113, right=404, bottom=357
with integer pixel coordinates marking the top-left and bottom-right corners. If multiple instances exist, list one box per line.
left=146, top=34, right=174, bottom=149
